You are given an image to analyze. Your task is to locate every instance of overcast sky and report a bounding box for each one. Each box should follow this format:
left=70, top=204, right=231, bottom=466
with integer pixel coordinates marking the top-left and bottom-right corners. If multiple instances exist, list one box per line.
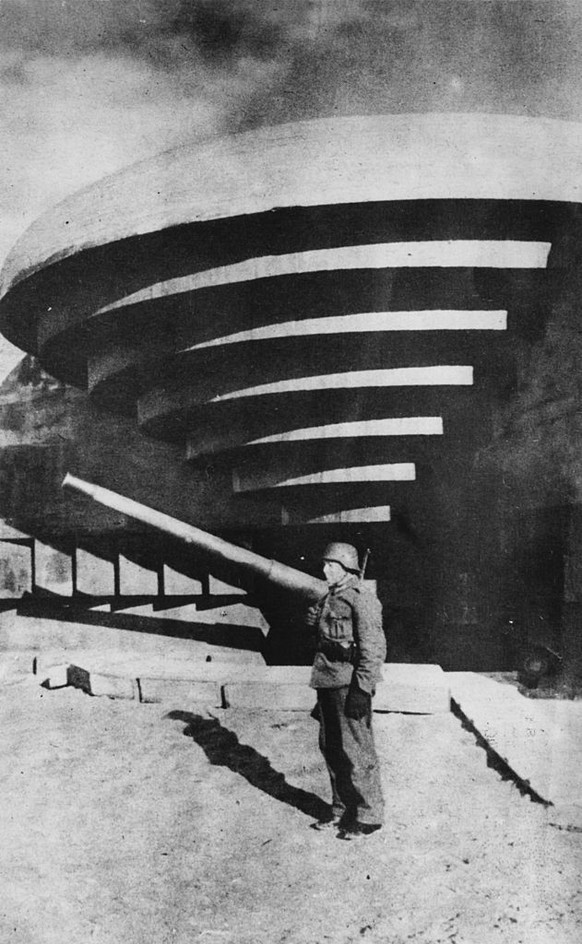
left=1, top=0, right=582, bottom=377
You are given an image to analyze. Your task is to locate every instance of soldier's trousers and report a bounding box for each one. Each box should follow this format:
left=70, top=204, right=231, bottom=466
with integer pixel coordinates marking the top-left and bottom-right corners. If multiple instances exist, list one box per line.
left=316, top=686, right=385, bottom=825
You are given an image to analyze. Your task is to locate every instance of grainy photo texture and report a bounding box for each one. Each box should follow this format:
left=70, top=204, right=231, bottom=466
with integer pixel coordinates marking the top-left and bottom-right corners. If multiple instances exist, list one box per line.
left=1, top=3, right=582, bottom=943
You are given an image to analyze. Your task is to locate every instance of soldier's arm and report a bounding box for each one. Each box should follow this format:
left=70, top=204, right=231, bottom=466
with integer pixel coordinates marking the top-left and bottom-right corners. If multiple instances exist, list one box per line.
left=351, top=592, right=386, bottom=695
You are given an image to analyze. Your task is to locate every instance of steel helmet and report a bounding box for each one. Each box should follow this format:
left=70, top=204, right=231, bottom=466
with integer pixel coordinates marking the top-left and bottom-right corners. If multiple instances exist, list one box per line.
left=322, top=542, right=360, bottom=573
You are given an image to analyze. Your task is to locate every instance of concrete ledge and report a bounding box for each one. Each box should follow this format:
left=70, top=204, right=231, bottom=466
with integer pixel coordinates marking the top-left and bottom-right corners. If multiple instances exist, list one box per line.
left=449, top=672, right=582, bottom=827
left=43, top=663, right=138, bottom=699
left=66, top=664, right=91, bottom=694
left=90, top=673, right=139, bottom=700
left=376, top=664, right=449, bottom=714
left=223, top=682, right=315, bottom=711
left=42, top=663, right=69, bottom=689
left=35, top=655, right=450, bottom=713
left=139, top=677, right=222, bottom=707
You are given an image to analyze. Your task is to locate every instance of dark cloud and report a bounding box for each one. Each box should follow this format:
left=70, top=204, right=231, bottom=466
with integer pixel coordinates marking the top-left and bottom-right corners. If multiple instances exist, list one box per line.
left=165, top=1, right=283, bottom=62
left=0, top=1, right=291, bottom=65
left=0, top=1, right=203, bottom=55
left=3, top=1, right=582, bottom=127
left=237, top=1, right=582, bottom=129
left=0, top=0, right=151, bottom=54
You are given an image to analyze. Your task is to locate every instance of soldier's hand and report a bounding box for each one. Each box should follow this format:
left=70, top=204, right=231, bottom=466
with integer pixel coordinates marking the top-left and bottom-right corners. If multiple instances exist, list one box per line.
left=345, top=683, right=371, bottom=720
left=305, top=605, right=319, bottom=627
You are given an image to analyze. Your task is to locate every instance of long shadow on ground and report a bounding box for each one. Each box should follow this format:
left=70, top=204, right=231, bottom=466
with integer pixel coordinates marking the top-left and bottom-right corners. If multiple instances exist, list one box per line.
left=167, top=710, right=328, bottom=820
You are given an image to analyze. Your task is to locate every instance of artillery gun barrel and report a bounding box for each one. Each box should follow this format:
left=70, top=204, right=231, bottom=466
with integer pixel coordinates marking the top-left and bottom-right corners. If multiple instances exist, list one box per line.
left=62, top=473, right=327, bottom=602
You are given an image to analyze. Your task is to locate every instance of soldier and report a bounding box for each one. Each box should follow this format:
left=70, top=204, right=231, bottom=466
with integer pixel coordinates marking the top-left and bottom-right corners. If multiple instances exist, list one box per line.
left=307, top=542, right=386, bottom=840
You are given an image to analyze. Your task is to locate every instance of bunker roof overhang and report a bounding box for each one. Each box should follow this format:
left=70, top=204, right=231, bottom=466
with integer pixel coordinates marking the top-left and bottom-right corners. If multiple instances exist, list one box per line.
left=3, top=113, right=582, bottom=531
left=0, top=114, right=582, bottom=410
left=2, top=112, right=582, bottom=366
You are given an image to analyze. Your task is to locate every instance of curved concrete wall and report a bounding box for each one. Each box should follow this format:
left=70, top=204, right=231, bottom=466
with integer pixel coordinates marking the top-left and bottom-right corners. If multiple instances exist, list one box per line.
left=1, top=113, right=581, bottom=669
left=1, top=113, right=582, bottom=298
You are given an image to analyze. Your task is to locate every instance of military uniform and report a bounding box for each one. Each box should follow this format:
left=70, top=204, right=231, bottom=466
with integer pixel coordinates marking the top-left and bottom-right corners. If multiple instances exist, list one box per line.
left=310, top=574, right=386, bottom=827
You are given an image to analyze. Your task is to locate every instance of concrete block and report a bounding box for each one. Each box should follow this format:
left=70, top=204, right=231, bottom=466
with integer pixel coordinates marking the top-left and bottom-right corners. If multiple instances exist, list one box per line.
left=75, top=549, right=115, bottom=596
left=43, top=664, right=70, bottom=689
left=34, top=541, right=73, bottom=596
left=67, top=664, right=92, bottom=694
left=138, top=677, right=222, bottom=706
left=193, top=648, right=266, bottom=665
left=223, top=681, right=315, bottom=710
left=448, top=673, right=582, bottom=810
left=374, top=664, right=450, bottom=714
left=0, top=541, right=32, bottom=598
left=90, top=672, right=138, bottom=700
left=64, top=662, right=137, bottom=699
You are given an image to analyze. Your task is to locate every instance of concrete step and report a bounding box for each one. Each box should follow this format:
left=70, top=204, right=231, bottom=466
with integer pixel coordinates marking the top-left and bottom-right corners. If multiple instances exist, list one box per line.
left=449, top=672, right=582, bottom=827
left=36, top=653, right=450, bottom=714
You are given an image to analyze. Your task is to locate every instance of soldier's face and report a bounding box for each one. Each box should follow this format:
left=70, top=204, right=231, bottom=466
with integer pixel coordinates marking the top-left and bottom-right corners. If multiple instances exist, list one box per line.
left=323, top=560, right=346, bottom=586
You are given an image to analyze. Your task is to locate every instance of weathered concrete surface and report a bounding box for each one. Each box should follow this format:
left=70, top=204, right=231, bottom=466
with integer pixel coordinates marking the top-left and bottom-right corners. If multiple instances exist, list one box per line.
left=2, top=119, right=581, bottom=677
left=139, top=677, right=222, bottom=707
left=2, top=114, right=582, bottom=300
left=0, top=356, right=266, bottom=534
left=0, top=542, right=32, bottom=598
left=90, top=672, right=139, bottom=700
left=375, top=663, right=450, bottom=713
left=223, top=681, right=315, bottom=711
left=0, top=610, right=269, bottom=680
left=449, top=672, right=582, bottom=826
left=34, top=540, right=74, bottom=596
left=35, top=654, right=449, bottom=714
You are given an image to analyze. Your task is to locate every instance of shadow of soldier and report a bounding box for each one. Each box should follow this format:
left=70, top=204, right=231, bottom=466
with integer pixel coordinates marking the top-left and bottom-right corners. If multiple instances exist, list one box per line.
left=166, top=710, right=328, bottom=820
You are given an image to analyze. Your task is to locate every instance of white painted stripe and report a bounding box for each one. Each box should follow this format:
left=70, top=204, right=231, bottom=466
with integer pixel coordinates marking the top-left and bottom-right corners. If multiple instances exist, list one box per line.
left=271, top=464, right=416, bottom=488
left=98, top=242, right=549, bottom=313
left=301, top=506, right=392, bottom=524
left=211, top=366, right=473, bottom=402
left=248, top=417, right=443, bottom=445
left=186, top=310, right=507, bottom=351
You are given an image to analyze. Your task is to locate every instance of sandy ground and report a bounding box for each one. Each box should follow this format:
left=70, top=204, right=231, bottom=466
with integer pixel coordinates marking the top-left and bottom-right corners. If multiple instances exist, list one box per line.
left=1, top=676, right=581, bottom=944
